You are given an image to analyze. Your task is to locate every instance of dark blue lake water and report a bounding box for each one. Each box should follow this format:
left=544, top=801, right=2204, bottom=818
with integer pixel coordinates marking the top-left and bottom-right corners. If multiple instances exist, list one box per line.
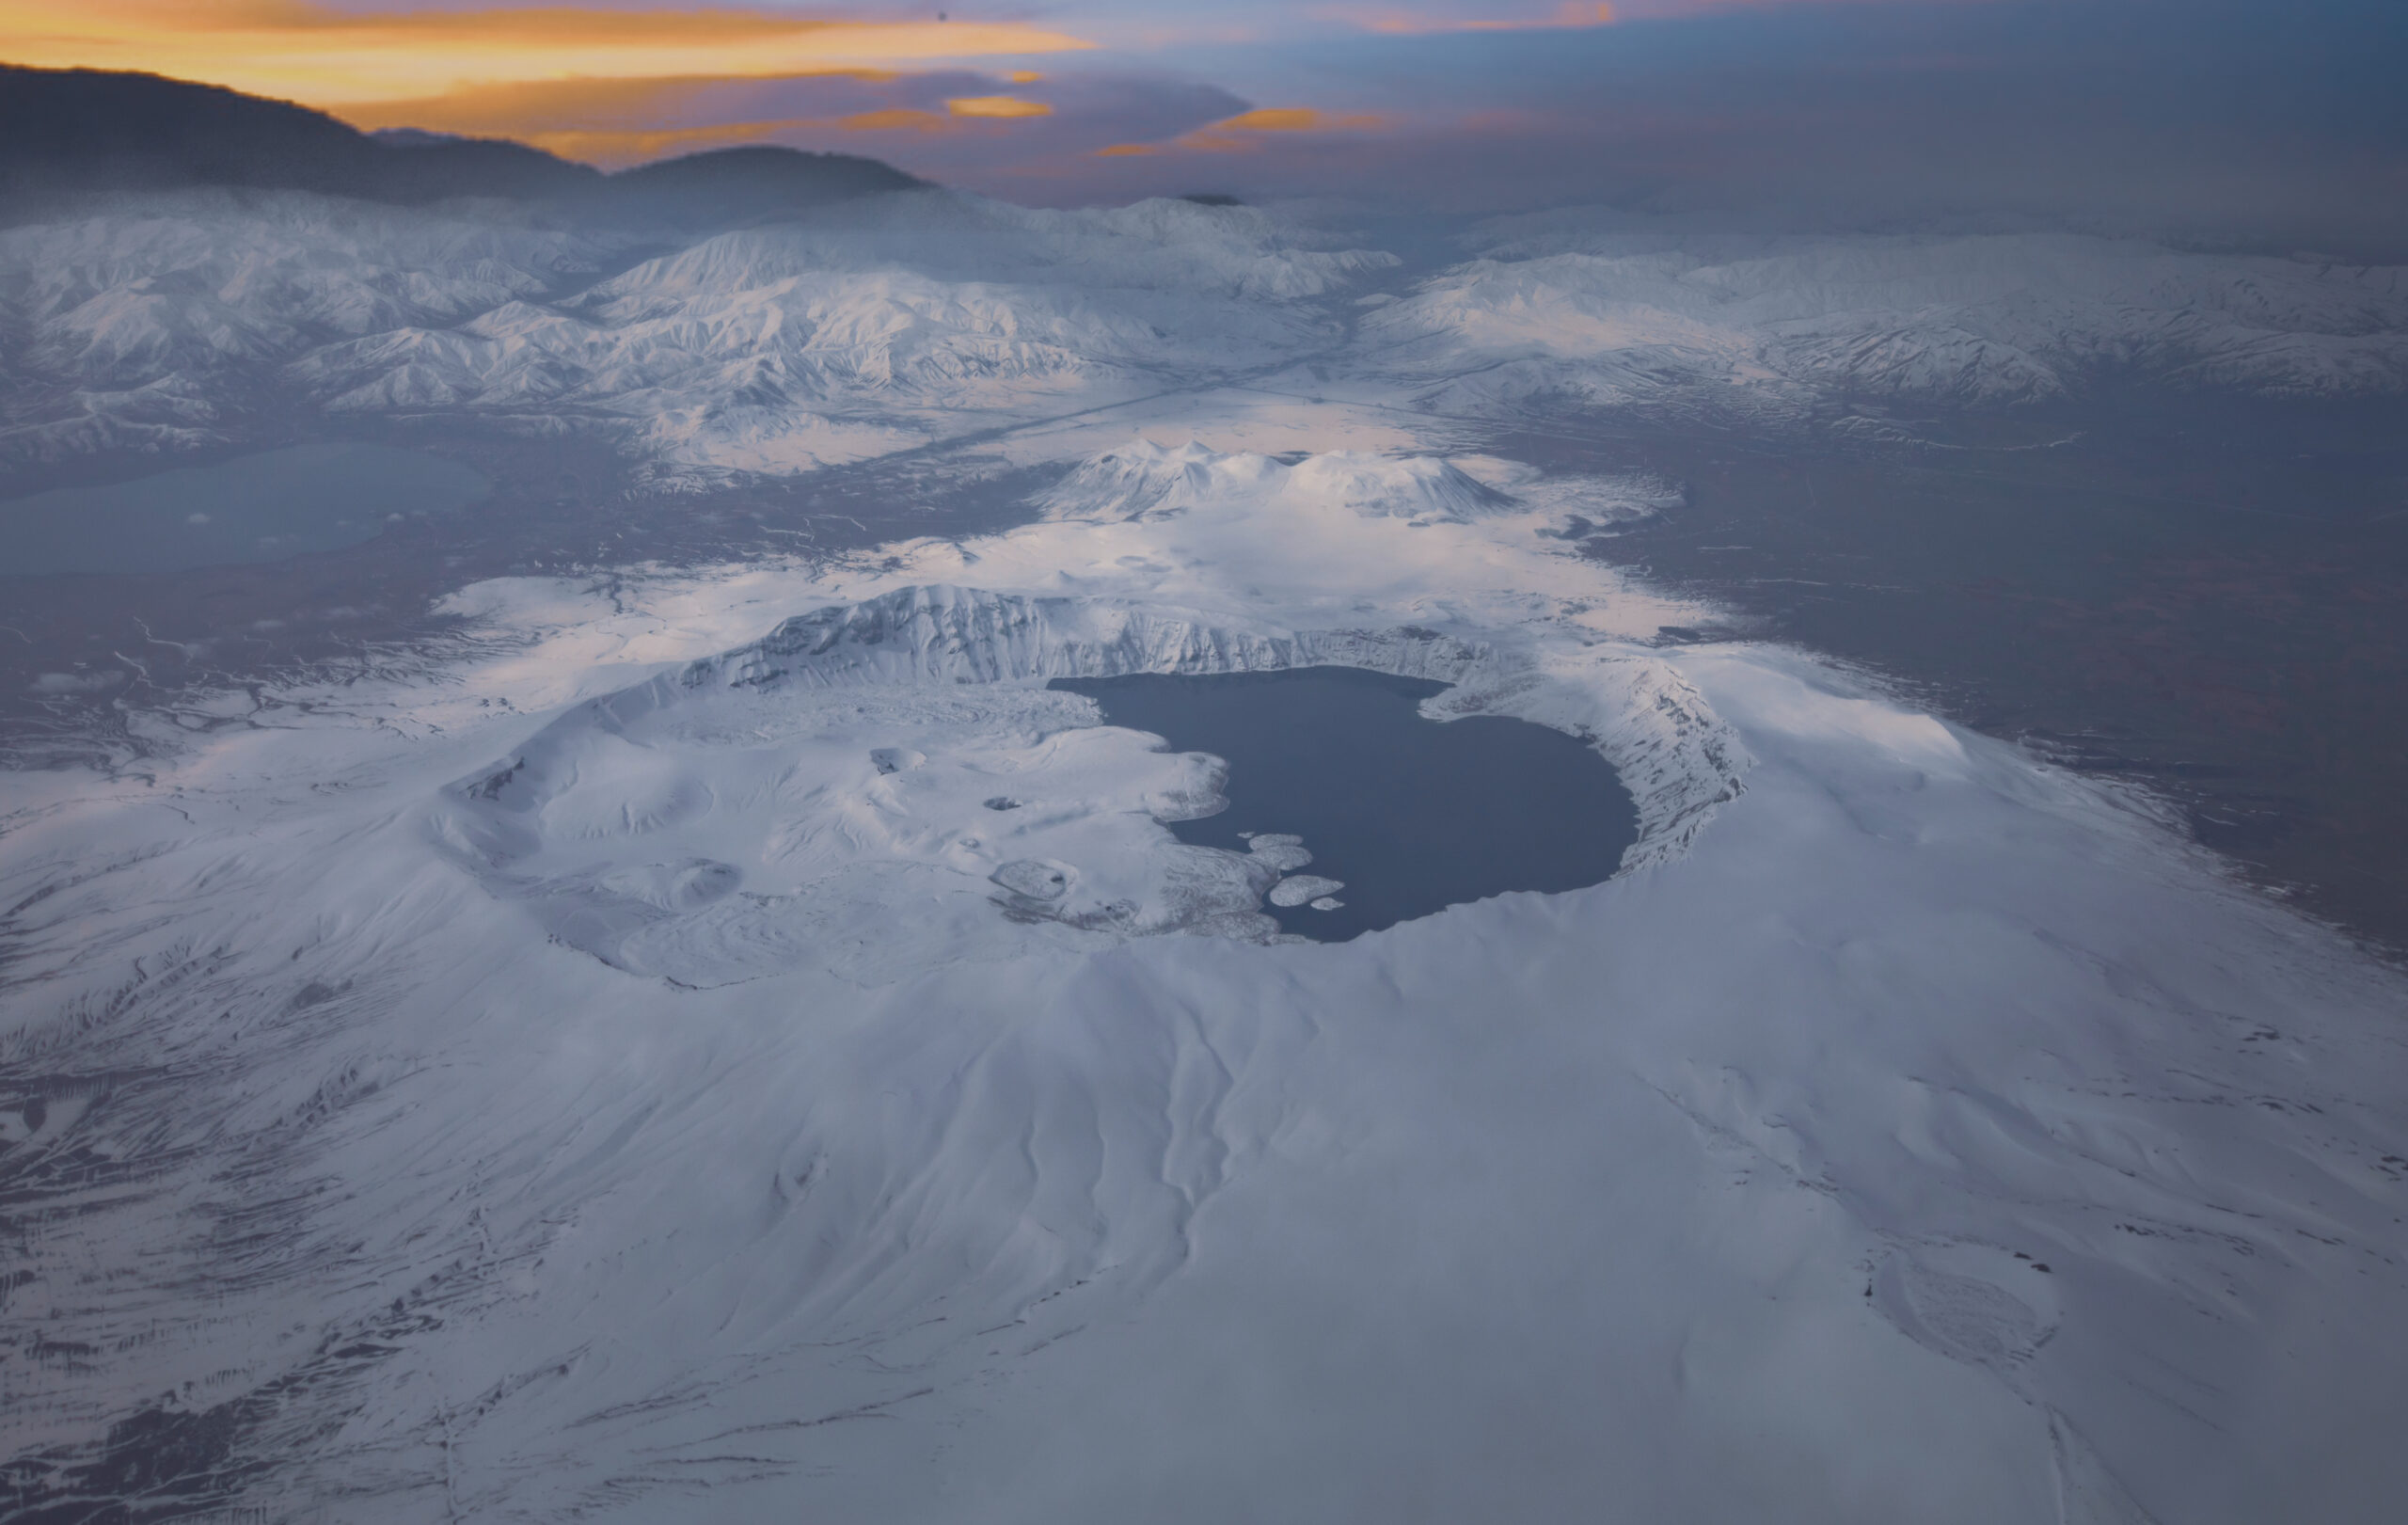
left=0, top=443, right=490, bottom=577
left=1052, top=666, right=1638, bottom=942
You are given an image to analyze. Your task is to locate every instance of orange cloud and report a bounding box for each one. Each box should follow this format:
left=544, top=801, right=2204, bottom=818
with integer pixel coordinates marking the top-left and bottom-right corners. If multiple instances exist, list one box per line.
left=1088, top=100, right=1394, bottom=163
left=1221, top=108, right=1323, bottom=132
left=945, top=96, right=1053, bottom=119
left=841, top=108, right=950, bottom=134
left=0, top=2, right=1095, bottom=107
left=1170, top=107, right=1391, bottom=154
left=1220, top=108, right=1387, bottom=133
left=401, top=103, right=990, bottom=166
left=333, top=72, right=895, bottom=136
left=1340, top=2, right=1617, bottom=34
left=1334, top=0, right=1949, bottom=29
left=452, top=109, right=963, bottom=165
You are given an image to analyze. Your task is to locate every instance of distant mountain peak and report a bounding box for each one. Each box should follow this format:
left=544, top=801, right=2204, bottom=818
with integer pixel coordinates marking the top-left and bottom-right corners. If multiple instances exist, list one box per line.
left=0, top=64, right=926, bottom=227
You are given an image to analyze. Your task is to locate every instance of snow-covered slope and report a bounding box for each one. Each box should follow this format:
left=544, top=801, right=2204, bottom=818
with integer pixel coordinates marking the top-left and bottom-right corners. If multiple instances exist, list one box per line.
left=0, top=191, right=1389, bottom=480
left=0, top=191, right=614, bottom=462
left=1359, top=225, right=2408, bottom=420
left=6, top=444, right=2406, bottom=1521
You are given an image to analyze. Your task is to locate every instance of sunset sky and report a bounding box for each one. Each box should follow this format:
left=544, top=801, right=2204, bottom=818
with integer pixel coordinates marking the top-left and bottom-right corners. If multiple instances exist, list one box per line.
left=3, top=1, right=2402, bottom=239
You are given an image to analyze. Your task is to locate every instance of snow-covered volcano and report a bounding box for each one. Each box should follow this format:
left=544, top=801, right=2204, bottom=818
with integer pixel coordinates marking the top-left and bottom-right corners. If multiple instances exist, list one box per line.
left=6, top=436, right=2407, bottom=1523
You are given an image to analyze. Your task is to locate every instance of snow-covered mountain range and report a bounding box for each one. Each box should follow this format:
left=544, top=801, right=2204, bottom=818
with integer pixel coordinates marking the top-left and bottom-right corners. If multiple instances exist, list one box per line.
left=0, top=190, right=1389, bottom=482
left=0, top=193, right=617, bottom=463
left=1364, top=221, right=2408, bottom=421
left=7, top=191, right=2406, bottom=485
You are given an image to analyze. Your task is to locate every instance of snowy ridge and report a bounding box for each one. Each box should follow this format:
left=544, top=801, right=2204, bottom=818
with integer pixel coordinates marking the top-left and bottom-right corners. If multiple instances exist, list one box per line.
left=413, top=509, right=1747, bottom=990
left=0, top=190, right=1388, bottom=478
left=666, top=581, right=1745, bottom=866
left=426, top=576, right=1555, bottom=988
left=1362, top=227, right=2408, bottom=419
left=682, top=583, right=1492, bottom=691
left=0, top=191, right=611, bottom=462
left=579, top=191, right=1394, bottom=302
left=16, top=195, right=2408, bottom=481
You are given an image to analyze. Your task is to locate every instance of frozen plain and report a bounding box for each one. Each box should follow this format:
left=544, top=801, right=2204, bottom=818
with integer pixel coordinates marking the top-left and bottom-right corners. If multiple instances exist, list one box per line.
left=3, top=192, right=2408, bottom=1522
